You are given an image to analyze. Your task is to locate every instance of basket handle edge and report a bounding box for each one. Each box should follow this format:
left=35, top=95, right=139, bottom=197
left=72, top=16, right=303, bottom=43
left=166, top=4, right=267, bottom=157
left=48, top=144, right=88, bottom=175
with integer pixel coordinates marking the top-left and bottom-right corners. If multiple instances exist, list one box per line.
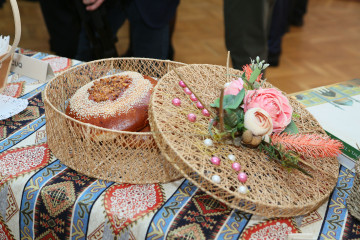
left=0, top=0, right=21, bottom=63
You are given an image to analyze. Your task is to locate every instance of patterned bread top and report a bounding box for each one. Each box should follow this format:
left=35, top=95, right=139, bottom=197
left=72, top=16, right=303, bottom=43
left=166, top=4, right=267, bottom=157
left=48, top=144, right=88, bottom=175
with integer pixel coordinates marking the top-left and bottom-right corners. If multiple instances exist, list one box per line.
left=68, top=71, right=153, bottom=120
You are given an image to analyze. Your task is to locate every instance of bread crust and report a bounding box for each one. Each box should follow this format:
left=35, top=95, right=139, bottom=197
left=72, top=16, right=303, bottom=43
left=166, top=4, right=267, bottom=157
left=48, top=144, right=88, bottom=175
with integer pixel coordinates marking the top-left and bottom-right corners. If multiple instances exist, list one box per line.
left=66, top=71, right=157, bottom=134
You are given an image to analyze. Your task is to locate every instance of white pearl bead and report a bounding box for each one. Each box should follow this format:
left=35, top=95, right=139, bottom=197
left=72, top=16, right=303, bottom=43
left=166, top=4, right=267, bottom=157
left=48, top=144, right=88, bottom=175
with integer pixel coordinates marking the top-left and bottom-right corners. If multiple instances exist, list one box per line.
left=228, top=154, right=236, bottom=161
left=224, top=82, right=231, bottom=88
left=204, top=139, right=213, bottom=147
left=238, top=186, right=248, bottom=194
left=211, top=175, right=221, bottom=183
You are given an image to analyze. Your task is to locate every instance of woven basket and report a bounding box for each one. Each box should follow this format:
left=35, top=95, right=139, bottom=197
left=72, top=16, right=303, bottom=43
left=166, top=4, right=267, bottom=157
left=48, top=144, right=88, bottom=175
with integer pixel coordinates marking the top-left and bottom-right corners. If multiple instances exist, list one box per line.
left=0, top=49, right=13, bottom=92
left=0, top=0, right=21, bottom=93
left=347, top=160, right=360, bottom=220
left=149, top=64, right=339, bottom=217
left=44, top=58, right=185, bottom=184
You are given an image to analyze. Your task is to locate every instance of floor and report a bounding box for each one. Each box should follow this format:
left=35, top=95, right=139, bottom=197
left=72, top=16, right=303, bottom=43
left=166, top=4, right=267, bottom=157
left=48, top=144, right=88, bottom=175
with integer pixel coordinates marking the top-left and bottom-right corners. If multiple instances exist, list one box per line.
left=0, top=0, right=359, bottom=94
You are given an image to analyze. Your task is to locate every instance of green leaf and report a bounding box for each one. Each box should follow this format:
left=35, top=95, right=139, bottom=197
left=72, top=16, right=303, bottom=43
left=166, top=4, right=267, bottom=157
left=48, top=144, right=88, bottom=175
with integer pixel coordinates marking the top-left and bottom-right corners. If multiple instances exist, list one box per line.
left=210, top=89, right=245, bottom=109
left=242, top=78, right=253, bottom=90
left=224, top=109, right=237, bottom=128
left=224, top=124, right=233, bottom=131
left=210, top=86, right=246, bottom=110
left=231, top=128, right=237, bottom=139
left=210, top=98, right=220, bottom=108
left=222, top=95, right=237, bottom=109
left=249, top=67, right=261, bottom=84
left=224, top=108, right=244, bottom=128
left=223, top=88, right=245, bottom=109
left=283, top=120, right=299, bottom=134
left=241, top=72, right=246, bottom=79
left=236, top=122, right=244, bottom=131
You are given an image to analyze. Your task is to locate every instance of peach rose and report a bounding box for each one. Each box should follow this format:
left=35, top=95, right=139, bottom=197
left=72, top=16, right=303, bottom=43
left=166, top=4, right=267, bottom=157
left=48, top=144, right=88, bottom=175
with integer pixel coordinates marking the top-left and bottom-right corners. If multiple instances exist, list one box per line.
left=224, top=78, right=244, bottom=95
left=244, top=107, right=273, bottom=136
left=244, top=88, right=292, bottom=133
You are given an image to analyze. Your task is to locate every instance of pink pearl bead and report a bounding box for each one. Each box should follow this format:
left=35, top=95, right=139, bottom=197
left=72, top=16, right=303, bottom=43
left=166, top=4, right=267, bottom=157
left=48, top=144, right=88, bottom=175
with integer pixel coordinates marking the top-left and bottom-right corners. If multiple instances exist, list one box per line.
left=179, top=81, right=186, bottom=88
left=238, top=172, right=248, bottom=183
left=196, top=102, right=204, bottom=109
left=187, top=113, right=196, bottom=122
left=211, top=157, right=221, bottom=165
left=190, top=93, right=198, bottom=102
left=232, top=162, right=241, bottom=171
left=184, top=88, right=192, bottom=95
left=202, top=109, right=210, bottom=117
left=172, top=98, right=181, bottom=106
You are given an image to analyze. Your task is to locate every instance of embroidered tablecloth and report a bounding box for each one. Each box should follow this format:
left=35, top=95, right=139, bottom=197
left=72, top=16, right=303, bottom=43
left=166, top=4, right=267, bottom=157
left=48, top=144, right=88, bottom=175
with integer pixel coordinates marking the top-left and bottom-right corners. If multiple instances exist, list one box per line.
left=0, top=49, right=359, bottom=240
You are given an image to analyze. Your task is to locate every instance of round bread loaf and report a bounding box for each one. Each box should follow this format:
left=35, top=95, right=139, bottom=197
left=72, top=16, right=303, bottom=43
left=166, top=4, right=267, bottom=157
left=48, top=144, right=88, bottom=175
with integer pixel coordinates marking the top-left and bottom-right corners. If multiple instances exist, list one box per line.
left=66, top=71, right=157, bottom=135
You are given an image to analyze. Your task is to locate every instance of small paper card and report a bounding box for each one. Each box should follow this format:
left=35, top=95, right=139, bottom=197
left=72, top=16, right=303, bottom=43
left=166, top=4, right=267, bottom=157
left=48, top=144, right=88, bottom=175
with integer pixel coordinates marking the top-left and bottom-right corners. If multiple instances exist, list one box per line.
left=10, top=53, right=55, bottom=83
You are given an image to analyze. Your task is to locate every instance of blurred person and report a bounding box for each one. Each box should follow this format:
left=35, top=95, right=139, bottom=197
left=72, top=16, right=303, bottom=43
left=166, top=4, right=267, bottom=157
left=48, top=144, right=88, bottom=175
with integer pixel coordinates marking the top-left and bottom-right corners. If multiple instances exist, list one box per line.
left=78, top=0, right=179, bottom=61
left=267, top=0, right=292, bottom=67
left=117, top=13, right=177, bottom=60
left=289, top=0, right=308, bottom=27
left=267, top=0, right=308, bottom=67
left=39, top=0, right=81, bottom=59
left=39, top=0, right=179, bottom=61
left=224, top=0, right=276, bottom=70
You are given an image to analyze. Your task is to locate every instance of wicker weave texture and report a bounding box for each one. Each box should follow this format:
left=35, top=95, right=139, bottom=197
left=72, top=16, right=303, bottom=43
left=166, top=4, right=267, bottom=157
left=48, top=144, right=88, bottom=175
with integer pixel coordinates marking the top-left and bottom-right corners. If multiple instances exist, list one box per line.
left=149, top=64, right=339, bottom=217
left=44, top=58, right=185, bottom=184
left=0, top=52, right=12, bottom=93
left=348, top=161, right=360, bottom=220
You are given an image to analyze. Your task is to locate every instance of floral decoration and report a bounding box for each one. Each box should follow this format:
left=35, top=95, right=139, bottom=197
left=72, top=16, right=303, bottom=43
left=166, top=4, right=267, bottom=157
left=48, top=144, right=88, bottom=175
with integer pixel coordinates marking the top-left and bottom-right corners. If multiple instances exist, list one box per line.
left=173, top=56, right=343, bottom=192
left=207, top=57, right=343, bottom=177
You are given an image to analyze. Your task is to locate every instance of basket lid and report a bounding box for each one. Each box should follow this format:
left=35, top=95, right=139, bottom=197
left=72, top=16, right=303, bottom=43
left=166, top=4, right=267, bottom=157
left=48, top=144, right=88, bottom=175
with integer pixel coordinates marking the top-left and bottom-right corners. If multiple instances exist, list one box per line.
left=149, top=64, right=339, bottom=217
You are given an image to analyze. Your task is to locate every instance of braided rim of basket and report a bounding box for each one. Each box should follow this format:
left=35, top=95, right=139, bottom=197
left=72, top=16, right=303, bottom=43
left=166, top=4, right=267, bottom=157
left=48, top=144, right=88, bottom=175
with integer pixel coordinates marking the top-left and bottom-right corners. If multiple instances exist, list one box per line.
left=44, top=57, right=186, bottom=184
left=149, top=64, right=339, bottom=217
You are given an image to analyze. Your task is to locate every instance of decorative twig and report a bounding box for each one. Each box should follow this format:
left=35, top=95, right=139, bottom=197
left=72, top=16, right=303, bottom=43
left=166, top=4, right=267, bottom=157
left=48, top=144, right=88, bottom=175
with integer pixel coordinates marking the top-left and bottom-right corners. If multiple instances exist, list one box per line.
left=296, top=158, right=314, bottom=170
left=296, top=157, right=336, bottom=180
left=226, top=51, right=230, bottom=83
left=219, top=88, right=225, bottom=133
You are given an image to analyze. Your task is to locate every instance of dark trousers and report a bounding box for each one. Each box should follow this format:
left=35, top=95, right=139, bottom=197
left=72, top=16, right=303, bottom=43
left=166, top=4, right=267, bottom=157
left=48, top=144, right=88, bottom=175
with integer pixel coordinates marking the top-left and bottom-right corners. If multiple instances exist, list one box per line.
left=268, top=0, right=291, bottom=56
left=224, top=0, right=275, bottom=70
left=290, top=0, right=308, bottom=25
left=76, top=0, right=170, bottom=61
left=40, top=0, right=170, bottom=61
left=39, top=0, right=81, bottom=59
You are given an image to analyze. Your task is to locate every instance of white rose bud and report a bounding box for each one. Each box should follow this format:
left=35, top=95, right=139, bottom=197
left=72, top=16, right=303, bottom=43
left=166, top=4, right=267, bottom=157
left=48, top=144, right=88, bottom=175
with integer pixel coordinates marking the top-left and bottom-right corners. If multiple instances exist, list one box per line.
left=244, top=108, right=273, bottom=136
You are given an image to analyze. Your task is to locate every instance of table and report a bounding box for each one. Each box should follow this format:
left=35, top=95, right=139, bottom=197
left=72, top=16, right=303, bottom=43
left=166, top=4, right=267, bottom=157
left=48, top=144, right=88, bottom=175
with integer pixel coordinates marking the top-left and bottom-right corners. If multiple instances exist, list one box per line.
left=0, top=49, right=359, bottom=240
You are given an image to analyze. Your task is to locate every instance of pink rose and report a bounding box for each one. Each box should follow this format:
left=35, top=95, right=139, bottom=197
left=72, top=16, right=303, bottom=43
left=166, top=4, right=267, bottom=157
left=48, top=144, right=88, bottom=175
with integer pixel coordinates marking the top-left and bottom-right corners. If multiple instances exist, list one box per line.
left=243, top=88, right=292, bottom=133
left=224, top=78, right=244, bottom=95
